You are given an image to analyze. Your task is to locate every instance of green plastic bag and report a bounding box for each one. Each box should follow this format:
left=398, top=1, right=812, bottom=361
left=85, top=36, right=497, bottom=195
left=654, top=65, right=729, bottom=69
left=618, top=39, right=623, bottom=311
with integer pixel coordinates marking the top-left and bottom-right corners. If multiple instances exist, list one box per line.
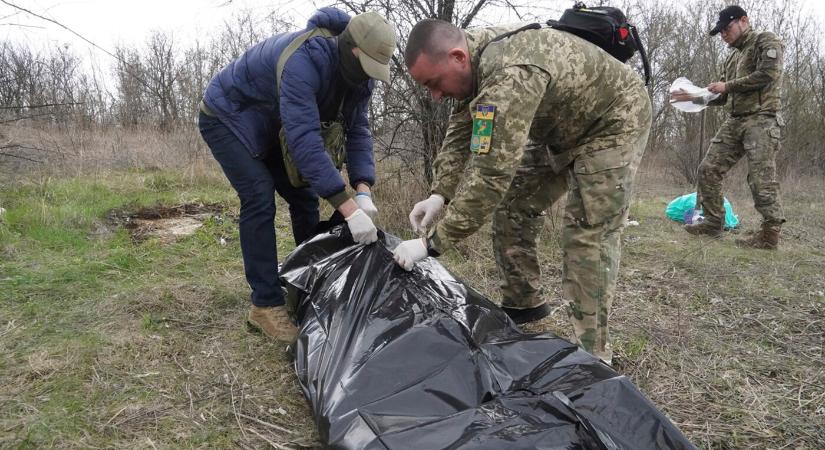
left=665, top=192, right=739, bottom=229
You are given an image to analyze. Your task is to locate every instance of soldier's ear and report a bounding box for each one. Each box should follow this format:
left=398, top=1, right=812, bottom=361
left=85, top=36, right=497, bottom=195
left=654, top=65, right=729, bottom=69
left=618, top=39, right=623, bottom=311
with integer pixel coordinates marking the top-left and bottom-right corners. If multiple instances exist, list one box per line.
left=446, top=48, right=468, bottom=65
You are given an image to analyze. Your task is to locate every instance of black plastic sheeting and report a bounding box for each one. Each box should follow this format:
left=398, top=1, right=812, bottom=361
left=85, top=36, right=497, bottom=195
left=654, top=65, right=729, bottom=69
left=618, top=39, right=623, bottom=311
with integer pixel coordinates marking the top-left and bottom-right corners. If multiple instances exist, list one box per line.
left=280, top=226, right=696, bottom=450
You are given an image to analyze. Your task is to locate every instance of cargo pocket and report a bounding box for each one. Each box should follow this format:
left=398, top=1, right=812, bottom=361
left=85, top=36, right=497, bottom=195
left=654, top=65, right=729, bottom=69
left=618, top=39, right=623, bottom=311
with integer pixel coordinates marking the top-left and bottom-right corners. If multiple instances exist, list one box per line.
left=572, top=147, right=632, bottom=225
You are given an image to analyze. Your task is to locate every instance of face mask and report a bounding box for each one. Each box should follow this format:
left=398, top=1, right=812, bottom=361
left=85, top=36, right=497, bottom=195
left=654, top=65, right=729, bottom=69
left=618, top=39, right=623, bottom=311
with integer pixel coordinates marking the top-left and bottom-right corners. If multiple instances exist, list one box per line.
left=338, top=30, right=369, bottom=87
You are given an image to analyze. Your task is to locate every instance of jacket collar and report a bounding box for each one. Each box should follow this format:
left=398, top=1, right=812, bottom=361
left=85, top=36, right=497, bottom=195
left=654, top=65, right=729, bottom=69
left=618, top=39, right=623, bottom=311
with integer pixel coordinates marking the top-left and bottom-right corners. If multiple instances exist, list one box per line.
left=730, top=27, right=755, bottom=50
left=464, top=28, right=504, bottom=100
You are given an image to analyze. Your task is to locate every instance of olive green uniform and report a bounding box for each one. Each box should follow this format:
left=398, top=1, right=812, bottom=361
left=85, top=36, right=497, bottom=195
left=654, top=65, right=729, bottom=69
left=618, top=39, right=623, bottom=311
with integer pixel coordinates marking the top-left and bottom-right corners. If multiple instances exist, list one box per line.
left=426, top=26, right=652, bottom=362
left=698, top=28, right=785, bottom=229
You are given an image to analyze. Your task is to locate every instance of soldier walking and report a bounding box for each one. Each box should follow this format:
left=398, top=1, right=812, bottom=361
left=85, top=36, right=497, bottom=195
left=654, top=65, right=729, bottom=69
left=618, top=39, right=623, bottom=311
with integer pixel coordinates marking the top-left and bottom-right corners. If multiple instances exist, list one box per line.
left=672, top=5, right=785, bottom=249
left=391, top=19, right=652, bottom=365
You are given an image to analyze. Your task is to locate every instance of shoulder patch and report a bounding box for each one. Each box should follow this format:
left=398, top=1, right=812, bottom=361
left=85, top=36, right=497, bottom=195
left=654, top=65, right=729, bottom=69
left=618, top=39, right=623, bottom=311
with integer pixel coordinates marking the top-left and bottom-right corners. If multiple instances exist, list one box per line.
left=470, top=104, right=496, bottom=154
left=766, top=48, right=777, bottom=59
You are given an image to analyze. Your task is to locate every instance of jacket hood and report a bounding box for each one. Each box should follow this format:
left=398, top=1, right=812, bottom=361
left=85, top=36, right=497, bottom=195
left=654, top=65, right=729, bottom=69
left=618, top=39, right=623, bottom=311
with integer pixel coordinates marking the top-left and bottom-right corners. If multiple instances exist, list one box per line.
left=307, top=7, right=350, bottom=34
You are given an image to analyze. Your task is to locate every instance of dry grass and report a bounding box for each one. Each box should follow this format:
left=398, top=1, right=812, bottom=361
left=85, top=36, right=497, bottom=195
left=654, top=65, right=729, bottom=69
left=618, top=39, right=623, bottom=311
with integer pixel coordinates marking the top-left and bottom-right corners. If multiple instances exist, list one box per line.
left=1, top=124, right=823, bottom=448
left=1, top=122, right=211, bottom=180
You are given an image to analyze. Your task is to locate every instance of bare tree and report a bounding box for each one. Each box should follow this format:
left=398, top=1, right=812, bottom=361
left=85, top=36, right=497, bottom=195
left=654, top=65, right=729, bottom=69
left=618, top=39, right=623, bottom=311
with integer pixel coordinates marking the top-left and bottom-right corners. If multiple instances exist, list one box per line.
left=337, top=0, right=549, bottom=185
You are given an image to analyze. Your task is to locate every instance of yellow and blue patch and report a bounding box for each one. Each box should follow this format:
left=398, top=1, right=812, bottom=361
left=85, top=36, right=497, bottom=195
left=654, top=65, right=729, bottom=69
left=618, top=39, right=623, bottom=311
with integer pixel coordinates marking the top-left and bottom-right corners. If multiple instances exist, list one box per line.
left=470, top=104, right=496, bottom=154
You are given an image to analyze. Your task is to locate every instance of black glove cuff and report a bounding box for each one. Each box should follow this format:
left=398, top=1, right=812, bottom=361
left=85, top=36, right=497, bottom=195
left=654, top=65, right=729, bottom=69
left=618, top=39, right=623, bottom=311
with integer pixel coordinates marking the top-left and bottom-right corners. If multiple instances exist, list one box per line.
left=426, top=237, right=441, bottom=257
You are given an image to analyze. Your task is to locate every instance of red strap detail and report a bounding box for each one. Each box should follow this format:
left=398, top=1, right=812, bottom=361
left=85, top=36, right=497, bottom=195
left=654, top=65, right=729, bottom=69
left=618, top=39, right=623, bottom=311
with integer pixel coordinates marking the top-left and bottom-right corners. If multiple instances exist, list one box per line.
left=619, top=27, right=629, bottom=40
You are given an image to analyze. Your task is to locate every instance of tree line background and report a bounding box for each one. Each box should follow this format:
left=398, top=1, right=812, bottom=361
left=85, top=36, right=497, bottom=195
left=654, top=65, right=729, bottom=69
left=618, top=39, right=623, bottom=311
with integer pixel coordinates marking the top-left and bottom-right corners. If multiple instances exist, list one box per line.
left=1, top=0, right=823, bottom=184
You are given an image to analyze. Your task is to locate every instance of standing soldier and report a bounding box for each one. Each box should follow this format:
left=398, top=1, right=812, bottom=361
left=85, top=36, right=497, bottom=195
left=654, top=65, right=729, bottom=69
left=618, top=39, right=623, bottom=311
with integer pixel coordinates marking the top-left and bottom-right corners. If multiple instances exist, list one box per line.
left=392, top=19, right=652, bottom=365
left=672, top=5, right=785, bottom=248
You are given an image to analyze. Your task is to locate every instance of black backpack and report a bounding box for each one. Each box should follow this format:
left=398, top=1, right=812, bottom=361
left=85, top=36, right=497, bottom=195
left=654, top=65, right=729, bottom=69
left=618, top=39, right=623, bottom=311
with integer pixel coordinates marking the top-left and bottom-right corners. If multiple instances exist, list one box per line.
left=547, top=2, right=651, bottom=85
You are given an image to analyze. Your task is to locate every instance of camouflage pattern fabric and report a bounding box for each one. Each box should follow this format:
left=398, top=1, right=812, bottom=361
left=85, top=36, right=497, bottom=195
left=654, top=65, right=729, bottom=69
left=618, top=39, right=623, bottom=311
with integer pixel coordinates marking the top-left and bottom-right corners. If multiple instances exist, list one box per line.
left=698, top=114, right=785, bottom=226
left=707, top=29, right=784, bottom=116
left=699, top=27, right=785, bottom=227
left=426, top=26, right=652, bottom=363
left=492, top=142, right=567, bottom=309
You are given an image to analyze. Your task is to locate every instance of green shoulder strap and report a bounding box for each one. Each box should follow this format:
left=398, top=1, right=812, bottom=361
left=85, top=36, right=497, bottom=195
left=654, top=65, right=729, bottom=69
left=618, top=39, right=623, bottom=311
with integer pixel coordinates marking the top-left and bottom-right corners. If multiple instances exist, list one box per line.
left=276, top=28, right=334, bottom=89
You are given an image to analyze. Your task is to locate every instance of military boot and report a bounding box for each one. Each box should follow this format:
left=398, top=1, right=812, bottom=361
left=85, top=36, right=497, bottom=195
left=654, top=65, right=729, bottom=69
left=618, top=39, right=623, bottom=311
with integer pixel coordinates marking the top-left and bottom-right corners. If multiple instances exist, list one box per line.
left=247, top=305, right=298, bottom=341
left=684, top=219, right=723, bottom=237
left=736, top=223, right=780, bottom=250
left=502, top=302, right=552, bottom=325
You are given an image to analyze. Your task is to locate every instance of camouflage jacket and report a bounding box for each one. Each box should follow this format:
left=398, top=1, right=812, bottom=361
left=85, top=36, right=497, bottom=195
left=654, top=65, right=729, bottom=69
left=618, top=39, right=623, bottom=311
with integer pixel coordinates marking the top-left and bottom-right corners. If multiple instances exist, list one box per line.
left=708, top=28, right=783, bottom=116
left=428, top=25, right=650, bottom=254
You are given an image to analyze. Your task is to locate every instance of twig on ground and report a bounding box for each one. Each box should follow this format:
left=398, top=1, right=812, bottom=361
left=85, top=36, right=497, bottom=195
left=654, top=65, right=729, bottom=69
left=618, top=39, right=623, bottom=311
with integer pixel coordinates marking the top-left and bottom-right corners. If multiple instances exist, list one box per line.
left=217, top=344, right=247, bottom=439
left=245, top=426, right=292, bottom=450
left=102, top=406, right=128, bottom=429
left=238, top=412, right=294, bottom=435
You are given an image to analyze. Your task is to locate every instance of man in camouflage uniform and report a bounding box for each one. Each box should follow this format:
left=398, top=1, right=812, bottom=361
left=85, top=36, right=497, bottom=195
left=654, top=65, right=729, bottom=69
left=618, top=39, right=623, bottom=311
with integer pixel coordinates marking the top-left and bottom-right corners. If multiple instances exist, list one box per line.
left=391, top=19, right=652, bottom=364
left=672, top=5, right=785, bottom=248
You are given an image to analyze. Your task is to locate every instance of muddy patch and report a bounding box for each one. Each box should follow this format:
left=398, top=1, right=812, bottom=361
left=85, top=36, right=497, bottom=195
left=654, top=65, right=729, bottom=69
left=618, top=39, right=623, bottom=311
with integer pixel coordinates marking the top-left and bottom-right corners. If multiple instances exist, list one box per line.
left=105, top=203, right=231, bottom=243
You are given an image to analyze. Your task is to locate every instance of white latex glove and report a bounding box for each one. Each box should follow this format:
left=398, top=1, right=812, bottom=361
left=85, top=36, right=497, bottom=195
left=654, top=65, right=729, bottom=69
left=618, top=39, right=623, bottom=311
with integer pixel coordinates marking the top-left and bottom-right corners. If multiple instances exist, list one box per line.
left=409, top=194, right=445, bottom=232
left=354, top=193, right=378, bottom=220
left=392, top=238, right=428, bottom=271
left=668, top=77, right=720, bottom=113
left=344, top=209, right=378, bottom=244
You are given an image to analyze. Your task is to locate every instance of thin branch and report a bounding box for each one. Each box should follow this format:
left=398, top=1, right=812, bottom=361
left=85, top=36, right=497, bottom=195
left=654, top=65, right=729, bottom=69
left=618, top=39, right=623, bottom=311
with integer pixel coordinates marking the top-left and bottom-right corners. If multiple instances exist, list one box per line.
left=0, top=112, right=57, bottom=124
left=0, top=23, right=44, bottom=29
left=0, top=151, right=42, bottom=163
left=0, top=144, right=64, bottom=155
left=0, top=0, right=118, bottom=60
left=460, top=0, right=491, bottom=28
left=0, top=0, right=155, bottom=94
left=0, top=102, right=84, bottom=110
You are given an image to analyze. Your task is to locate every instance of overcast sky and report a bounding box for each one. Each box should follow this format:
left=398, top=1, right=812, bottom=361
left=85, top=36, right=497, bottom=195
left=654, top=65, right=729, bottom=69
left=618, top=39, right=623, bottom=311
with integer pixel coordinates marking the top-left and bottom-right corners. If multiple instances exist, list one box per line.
left=2, top=1, right=824, bottom=56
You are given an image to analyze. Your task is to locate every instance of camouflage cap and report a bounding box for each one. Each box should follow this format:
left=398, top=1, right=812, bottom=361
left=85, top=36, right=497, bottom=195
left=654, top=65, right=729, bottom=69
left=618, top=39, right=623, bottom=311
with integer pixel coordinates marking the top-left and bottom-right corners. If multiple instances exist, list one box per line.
left=346, top=11, right=396, bottom=83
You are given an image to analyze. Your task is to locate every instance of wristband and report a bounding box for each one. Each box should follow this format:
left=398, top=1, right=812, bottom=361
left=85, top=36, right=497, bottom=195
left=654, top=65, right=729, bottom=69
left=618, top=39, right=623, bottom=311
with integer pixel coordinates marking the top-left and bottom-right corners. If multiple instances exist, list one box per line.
left=426, top=236, right=441, bottom=257
left=355, top=192, right=371, bottom=198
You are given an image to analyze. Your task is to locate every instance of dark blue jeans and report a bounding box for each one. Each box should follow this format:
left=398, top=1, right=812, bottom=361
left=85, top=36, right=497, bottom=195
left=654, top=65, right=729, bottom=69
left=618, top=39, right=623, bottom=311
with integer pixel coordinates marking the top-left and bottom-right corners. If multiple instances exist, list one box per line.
left=199, top=112, right=319, bottom=307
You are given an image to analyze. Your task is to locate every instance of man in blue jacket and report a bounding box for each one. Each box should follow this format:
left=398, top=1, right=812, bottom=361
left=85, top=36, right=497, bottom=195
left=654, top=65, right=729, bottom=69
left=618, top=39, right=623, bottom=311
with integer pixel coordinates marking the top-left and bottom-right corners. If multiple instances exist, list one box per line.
left=198, top=8, right=396, bottom=341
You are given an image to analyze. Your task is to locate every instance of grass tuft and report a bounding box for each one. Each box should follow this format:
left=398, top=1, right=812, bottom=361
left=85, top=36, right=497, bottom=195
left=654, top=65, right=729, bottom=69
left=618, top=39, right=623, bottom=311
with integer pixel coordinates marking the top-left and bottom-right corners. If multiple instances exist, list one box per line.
left=1, top=167, right=823, bottom=449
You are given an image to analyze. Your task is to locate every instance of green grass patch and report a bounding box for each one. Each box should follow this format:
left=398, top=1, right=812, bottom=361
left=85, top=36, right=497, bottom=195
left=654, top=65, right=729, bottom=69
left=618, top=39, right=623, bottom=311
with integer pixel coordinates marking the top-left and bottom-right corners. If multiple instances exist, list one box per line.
left=1, top=169, right=822, bottom=449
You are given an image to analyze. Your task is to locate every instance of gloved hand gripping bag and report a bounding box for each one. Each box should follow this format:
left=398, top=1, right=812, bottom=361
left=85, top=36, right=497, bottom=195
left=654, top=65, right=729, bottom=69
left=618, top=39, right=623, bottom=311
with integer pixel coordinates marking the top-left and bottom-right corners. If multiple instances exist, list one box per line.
left=279, top=226, right=696, bottom=450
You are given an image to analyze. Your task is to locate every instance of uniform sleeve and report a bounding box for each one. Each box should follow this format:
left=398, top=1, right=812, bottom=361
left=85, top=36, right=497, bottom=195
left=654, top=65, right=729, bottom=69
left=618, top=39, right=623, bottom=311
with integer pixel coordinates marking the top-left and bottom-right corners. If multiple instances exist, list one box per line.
left=705, top=61, right=729, bottom=107
left=344, top=81, right=375, bottom=188
left=706, top=72, right=728, bottom=106
left=727, top=32, right=783, bottom=93
left=429, top=65, right=549, bottom=254
left=430, top=102, right=473, bottom=201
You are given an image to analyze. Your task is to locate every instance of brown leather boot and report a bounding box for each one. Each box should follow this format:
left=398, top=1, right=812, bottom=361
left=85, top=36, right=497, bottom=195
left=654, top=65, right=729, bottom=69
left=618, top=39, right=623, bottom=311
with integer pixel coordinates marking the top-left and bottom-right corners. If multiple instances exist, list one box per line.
left=684, top=219, right=723, bottom=237
left=247, top=305, right=298, bottom=341
left=736, top=223, right=780, bottom=250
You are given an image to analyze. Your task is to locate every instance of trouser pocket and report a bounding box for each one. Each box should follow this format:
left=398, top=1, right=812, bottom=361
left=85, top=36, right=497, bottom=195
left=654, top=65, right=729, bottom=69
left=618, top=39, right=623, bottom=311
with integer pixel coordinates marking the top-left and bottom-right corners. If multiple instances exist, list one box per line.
left=571, top=146, right=632, bottom=225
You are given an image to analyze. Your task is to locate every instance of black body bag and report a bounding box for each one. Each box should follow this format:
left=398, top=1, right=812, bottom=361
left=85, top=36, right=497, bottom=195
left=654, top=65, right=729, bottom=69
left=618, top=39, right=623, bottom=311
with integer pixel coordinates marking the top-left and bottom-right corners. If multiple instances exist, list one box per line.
left=280, top=225, right=697, bottom=449
left=548, top=2, right=652, bottom=85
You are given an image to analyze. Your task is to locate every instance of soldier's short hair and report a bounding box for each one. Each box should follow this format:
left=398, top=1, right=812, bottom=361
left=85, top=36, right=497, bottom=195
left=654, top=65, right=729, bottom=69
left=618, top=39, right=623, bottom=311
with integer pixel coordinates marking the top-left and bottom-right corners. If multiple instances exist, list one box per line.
left=404, top=19, right=464, bottom=67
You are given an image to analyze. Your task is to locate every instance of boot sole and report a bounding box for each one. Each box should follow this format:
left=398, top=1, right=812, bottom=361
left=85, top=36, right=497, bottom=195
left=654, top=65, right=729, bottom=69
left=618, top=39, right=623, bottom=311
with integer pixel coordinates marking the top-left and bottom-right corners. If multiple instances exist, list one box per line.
left=246, top=319, right=297, bottom=342
left=685, top=229, right=722, bottom=238
left=502, top=303, right=553, bottom=325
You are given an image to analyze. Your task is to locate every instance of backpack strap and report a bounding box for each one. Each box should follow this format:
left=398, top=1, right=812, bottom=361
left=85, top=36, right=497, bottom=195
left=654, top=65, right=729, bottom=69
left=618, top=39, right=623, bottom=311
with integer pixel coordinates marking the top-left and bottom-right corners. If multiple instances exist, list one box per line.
left=477, top=23, right=542, bottom=56
left=630, top=26, right=651, bottom=86
left=277, top=27, right=349, bottom=122
left=276, top=27, right=335, bottom=90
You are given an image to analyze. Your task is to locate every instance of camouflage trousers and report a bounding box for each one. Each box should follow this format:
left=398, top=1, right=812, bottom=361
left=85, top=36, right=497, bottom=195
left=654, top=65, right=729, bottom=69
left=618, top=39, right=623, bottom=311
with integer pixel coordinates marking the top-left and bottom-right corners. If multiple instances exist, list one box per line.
left=697, top=114, right=785, bottom=227
left=492, top=131, right=648, bottom=363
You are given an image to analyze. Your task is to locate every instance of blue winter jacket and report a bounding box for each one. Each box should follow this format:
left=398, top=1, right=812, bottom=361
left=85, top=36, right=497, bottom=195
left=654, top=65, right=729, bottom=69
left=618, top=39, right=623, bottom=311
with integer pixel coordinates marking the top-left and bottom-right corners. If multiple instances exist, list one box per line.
left=202, top=7, right=375, bottom=204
